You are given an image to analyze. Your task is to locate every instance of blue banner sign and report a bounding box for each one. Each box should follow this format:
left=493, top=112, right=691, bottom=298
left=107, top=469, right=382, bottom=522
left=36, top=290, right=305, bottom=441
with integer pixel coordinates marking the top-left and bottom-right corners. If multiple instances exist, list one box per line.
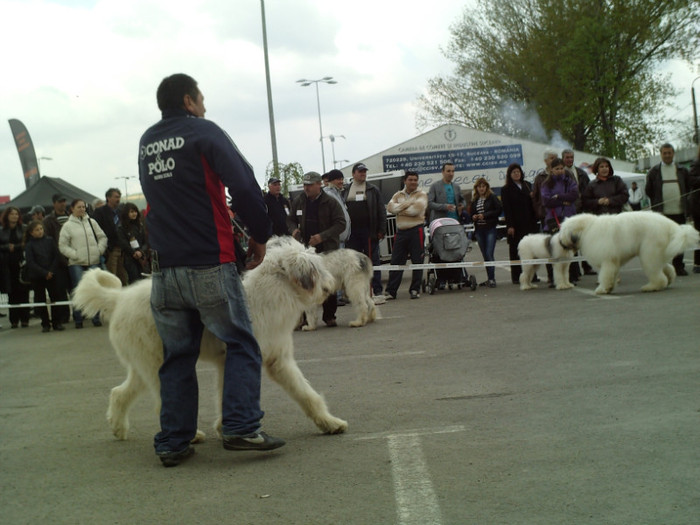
left=382, top=144, right=524, bottom=174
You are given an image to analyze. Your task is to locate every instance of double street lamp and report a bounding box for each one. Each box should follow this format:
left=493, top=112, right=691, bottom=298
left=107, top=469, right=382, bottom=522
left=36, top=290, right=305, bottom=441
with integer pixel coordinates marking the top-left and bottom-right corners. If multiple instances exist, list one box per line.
left=297, top=76, right=337, bottom=173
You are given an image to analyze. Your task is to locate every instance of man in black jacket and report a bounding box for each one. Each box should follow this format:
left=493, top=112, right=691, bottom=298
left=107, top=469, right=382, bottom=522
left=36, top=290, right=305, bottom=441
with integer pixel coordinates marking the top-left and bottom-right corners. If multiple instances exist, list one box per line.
left=645, top=143, right=691, bottom=275
left=263, top=177, right=290, bottom=237
left=341, top=163, right=387, bottom=298
left=92, top=188, right=127, bottom=284
left=288, top=171, right=346, bottom=326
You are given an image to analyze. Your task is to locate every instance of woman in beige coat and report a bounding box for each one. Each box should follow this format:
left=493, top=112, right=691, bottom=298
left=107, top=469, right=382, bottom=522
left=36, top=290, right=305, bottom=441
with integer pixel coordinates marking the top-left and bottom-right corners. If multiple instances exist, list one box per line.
left=59, top=199, right=107, bottom=328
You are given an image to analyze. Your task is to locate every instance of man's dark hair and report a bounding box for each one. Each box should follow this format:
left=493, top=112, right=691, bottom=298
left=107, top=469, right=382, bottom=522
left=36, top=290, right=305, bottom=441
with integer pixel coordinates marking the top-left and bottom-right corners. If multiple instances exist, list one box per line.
left=441, top=162, right=455, bottom=172
left=157, top=74, right=200, bottom=111
left=660, top=142, right=674, bottom=152
left=403, top=170, right=419, bottom=181
left=105, top=187, right=121, bottom=199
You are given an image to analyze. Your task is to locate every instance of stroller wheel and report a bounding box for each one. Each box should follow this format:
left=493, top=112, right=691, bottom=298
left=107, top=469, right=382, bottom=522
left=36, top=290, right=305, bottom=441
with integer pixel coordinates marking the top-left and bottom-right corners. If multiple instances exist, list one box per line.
left=469, top=275, right=477, bottom=291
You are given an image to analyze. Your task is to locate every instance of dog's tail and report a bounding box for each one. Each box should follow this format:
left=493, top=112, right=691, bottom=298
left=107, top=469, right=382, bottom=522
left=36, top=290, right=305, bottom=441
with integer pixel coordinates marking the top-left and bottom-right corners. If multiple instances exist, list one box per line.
left=666, top=224, right=700, bottom=260
left=72, top=269, right=124, bottom=320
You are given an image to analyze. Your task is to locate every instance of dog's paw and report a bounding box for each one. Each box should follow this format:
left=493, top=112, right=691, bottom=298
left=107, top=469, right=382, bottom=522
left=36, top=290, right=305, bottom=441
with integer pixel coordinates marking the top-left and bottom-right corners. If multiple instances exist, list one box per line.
left=191, top=430, right=206, bottom=443
left=520, top=284, right=536, bottom=291
left=594, top=286, right=612, bottom=294
left=349, top=319, right=367, bottom=328
left=556, top=283, right=574, bottom=290
left=301, top=324, right=317, bottom=332
left=317, top=416, right=348, bottom=434
left=641, top=283, right=663, bottom=292
left=108, top=420, right=129, bottom=440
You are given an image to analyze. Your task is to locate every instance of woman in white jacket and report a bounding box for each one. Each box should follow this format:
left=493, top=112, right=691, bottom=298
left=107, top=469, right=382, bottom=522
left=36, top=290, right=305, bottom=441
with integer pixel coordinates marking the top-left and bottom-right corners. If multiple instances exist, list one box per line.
left=59, top=199, right=108, bottom=328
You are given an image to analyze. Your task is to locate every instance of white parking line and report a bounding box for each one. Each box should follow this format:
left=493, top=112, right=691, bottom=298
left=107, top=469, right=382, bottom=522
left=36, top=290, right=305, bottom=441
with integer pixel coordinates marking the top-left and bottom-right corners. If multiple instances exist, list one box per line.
left=388, top=433, right=443, bottom=525
left=356, top=425, right=466, bottom=525
left=297, top=351, right=425, bottom=363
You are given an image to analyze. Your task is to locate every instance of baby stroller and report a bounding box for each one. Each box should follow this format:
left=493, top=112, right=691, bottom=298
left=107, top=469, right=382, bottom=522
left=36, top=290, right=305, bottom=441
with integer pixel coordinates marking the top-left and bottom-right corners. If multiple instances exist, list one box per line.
left=422, top=218, right=477, bottom=294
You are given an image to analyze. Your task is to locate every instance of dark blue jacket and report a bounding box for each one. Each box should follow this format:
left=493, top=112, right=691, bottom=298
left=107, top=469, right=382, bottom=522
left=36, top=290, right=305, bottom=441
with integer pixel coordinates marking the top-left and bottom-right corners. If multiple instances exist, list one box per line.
left=138, top=109, right=271, bottom=267
left=24, top=236, right=60, bottom=281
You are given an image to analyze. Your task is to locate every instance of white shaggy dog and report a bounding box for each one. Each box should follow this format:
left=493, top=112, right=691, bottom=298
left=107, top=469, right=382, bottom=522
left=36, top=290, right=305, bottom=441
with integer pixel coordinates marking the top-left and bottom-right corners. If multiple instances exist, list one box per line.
left=559, top=212, right=699, bottom=294
left=72, top=237, right=349, bottom=441
left=518, top=232, right=575, bottom=290
left=303, top=248, right=377, bottom=330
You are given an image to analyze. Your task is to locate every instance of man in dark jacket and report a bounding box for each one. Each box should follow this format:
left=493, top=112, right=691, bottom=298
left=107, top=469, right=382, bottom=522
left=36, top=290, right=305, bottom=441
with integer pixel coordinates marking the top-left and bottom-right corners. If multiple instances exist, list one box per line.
left=645, top=143, right=691, bottom=275
left=263, top=177, right=290, bottom=237
left=341, top=163, right=387, bottom=297
left=288, top=171, right=346, bottom=326
left=138, top=73, right=283, bottom=467
left=92, top=188, right=127, bottom=285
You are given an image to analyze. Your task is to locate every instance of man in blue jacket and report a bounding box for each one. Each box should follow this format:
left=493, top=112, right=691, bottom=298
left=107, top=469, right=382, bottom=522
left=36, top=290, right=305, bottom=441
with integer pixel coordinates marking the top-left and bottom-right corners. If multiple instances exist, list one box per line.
left=138, top=73, right=284, bottom=467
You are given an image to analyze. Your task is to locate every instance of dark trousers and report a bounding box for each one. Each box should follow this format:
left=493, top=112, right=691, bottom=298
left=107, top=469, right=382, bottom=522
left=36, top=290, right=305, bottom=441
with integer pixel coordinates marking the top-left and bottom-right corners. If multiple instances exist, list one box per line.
left=8, top=276, right=30, bottom=325
left=666, top=214, right=687, bottom=270
left=31, top=278, right=68, bottom=328
left=347, top=227, right=382, bottom=294
left=123, top=254, right=145, bottom=284
left=386, top=226, right=424, bottom=295
left=322, top=294, right=338, bottom=324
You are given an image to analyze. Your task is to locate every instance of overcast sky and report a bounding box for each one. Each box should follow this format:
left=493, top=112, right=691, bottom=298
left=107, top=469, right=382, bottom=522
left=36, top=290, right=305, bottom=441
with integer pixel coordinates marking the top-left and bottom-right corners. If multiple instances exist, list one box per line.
left=2, top=0, right=698, bottom=202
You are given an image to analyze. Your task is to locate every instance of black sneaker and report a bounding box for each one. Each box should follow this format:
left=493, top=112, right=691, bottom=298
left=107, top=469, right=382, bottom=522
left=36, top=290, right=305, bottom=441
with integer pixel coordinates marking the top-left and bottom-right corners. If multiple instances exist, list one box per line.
left=158, top=445, right=195, bottom=467
left=53, top=323, right=65, bottom=331
left=223, top=431, right=286, bottom=451
left=93, top=319, right=103, bottom=327
left=410, top=290, right=419, bottom=299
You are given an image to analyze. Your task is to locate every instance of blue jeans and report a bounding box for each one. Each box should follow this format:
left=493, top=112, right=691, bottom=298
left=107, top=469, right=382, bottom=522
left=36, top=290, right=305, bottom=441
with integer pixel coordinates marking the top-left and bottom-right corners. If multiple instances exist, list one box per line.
left=474, top=227, right=497, bottom=281
left=150, top=263, right=263, bottom=454
left=68, top=265, right=101, bottom=324
left=347, top=227, right=382, bottom=294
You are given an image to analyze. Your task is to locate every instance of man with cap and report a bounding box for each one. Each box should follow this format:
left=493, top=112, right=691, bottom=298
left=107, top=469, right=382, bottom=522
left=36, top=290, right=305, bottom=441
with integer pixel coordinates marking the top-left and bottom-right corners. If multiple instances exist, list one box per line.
left=264, top=177, right=290, bottom=237
left=323, top=170, right=351, bottom=245
left=341, top=163, right=387, bottom=299
left=288, top=171, right=346, bottom=327
left=42, top=194, right=71, bottom=325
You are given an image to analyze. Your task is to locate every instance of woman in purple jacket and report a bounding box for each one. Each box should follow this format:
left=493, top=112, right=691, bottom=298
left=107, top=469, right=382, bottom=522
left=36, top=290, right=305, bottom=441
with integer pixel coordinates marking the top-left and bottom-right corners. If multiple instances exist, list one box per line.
left=541, top=157, right=579, bottom=232
left=540, top=158, right=578, bottom=286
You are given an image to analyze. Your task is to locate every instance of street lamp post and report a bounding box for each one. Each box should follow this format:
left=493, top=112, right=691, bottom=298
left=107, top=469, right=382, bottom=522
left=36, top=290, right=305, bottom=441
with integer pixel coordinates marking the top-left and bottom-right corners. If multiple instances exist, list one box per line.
left=38, top=156, right=52, bottom=176
left=324, top=134, right=346, bottom=169
left=115, top=176, right=134, bottom=199
left=692, top=76, right=700, bottom=145
left=297, top=77, right=338, bottom=173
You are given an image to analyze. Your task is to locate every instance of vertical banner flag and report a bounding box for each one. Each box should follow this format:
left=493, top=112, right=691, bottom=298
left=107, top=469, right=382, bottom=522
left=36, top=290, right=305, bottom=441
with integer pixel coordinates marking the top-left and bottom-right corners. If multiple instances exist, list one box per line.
left=8, top=119, right=41, bottom=189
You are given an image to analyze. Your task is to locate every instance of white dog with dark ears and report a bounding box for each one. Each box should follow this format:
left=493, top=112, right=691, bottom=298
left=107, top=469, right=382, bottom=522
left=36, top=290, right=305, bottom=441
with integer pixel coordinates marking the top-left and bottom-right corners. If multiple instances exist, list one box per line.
left=518, top=232, right=575, bottom=290
left=303, top=248, right=378, bottom=330
left=558, top=212, right=699, bottom=294
left=72, top=237, right=349, bottom=441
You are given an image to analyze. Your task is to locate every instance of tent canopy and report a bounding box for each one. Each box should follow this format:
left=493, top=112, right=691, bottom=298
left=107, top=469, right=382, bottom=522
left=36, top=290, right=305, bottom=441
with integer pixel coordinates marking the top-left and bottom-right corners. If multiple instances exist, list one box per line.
left=0, top=176, right=99, bottom=213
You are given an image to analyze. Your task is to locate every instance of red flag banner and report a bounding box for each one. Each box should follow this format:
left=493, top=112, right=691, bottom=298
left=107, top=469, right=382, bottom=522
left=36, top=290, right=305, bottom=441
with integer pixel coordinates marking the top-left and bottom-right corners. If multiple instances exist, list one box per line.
left=8, top=119, right=40, bottom=189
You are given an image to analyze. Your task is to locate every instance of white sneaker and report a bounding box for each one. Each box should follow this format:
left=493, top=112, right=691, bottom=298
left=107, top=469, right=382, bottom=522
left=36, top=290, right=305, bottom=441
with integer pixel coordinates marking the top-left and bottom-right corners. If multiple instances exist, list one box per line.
left=372, top=294, right=386, bottom=305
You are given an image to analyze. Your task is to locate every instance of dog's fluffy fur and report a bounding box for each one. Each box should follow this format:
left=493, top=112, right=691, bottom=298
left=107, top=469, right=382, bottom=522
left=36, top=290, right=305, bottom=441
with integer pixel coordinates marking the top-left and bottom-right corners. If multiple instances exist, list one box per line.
left=303, top=248, right=377, bottom=330
left=72, top=237, right=349, bottom=441
left=559, top=212, right=699, bottom=294
left=518, top=233, right=574, bottom=290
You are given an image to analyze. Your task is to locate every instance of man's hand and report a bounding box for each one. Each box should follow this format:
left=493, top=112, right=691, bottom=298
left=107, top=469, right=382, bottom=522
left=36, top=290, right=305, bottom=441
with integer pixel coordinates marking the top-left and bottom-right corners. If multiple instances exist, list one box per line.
left=308, top=234, right=322, bottom=247
left=246, top=238, right=266, bottom=270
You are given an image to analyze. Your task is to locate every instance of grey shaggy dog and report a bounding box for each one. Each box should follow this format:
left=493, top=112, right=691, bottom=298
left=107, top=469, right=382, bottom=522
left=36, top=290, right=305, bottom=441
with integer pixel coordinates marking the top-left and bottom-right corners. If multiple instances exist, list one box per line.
left=303, top=248, right=378, bottom=330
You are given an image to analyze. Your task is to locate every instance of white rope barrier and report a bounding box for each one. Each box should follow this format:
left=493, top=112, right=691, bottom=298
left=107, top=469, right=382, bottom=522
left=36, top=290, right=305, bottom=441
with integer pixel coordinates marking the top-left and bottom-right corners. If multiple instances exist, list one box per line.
left=373, top=256, right=586, bottom=272
left=0, top=257, right=579, bottom=309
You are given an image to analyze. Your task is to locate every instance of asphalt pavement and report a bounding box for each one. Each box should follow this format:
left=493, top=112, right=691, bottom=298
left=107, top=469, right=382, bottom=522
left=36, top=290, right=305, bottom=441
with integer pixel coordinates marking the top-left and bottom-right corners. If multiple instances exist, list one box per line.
left=1, top=240, right=699, bottom=525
